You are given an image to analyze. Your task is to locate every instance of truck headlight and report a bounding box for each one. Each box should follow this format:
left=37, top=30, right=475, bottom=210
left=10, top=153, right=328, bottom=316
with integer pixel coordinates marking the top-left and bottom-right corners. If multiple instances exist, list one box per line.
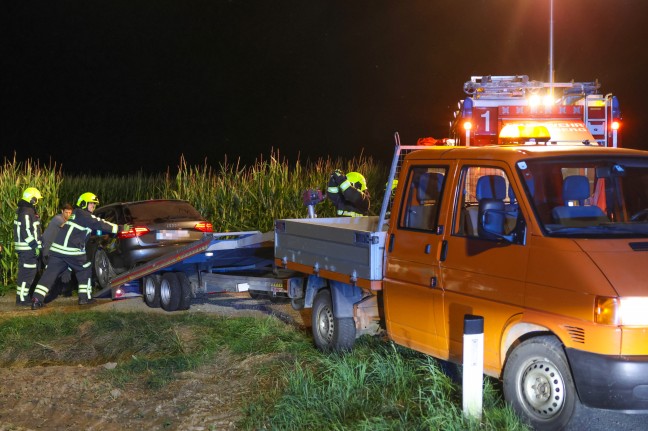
left=595, top=296, right=648, bottom=326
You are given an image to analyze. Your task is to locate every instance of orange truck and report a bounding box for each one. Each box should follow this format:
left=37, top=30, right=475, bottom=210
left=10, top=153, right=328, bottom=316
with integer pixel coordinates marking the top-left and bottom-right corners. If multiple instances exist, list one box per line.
left=275, top=142, right=648, bottom=430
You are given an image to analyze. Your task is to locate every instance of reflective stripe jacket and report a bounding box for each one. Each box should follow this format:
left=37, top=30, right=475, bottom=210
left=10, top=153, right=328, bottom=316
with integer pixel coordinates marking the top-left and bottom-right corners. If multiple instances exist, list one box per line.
left=50, top=208, right=119, bottom=256
left=326, top=175, right=370, bottom=217
left=13, top=200, right=42, bottom=252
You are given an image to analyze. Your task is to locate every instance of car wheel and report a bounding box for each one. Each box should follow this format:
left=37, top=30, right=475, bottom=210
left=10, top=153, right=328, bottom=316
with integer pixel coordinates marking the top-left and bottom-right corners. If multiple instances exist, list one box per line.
left=143, top=274, right=161, bottom=308
left=93, top=249, right=115, bottom=290
left=175, top=272, right=192, bottom=310
left=311, top=288, right=356, bottom=352
left=160, top=272, right=181, bottom=312
left=503, top=335, right=579, bottom=431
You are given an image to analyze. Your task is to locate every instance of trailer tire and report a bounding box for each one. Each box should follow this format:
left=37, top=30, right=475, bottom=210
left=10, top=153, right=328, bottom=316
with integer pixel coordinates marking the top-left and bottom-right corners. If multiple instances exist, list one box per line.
left=312, top=289, right=356, bottom=352
left=143, top=274, right=162, bottom=308
left=160, top=273, right=181, bottom=312
left=503, top=335, right=578, bottom=431
left=249, top=290, right=264, bottom=300
left=175, top=272, right=192, bottom=310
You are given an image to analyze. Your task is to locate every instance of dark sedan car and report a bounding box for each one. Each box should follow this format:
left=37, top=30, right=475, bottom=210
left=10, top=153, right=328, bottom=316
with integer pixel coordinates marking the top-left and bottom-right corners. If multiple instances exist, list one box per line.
left=86, top=199, right=213, bottom=290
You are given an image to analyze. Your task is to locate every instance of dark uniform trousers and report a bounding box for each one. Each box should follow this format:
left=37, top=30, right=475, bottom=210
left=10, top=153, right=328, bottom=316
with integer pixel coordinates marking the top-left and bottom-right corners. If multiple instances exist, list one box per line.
left=33, top=253, right=93, bottom=302
left=16, top=250, right=39, bottom=302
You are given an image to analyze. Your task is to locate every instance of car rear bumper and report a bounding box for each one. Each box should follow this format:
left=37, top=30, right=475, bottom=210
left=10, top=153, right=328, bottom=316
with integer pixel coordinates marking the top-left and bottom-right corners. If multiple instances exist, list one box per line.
left=566, top=348, right=648, bottom=411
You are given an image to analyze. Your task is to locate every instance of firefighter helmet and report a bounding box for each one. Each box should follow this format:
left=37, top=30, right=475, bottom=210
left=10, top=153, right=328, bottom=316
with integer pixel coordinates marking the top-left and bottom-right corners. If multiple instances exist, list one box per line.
left=346, top=172, right=367, bottom=192
left=77, top=192, right=99, bottom=209
left=22, top=187, right=43, bottom=205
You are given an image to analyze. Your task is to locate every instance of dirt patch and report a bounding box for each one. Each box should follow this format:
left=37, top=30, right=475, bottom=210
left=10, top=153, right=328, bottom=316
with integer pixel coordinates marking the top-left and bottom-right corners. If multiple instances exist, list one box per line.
left=0, top=292, right=312, bottom=431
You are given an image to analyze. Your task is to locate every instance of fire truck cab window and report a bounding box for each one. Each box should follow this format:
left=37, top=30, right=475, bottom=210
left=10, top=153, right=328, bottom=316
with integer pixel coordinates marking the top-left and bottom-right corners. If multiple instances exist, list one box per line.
left=399, top=166, right=446, bottom=231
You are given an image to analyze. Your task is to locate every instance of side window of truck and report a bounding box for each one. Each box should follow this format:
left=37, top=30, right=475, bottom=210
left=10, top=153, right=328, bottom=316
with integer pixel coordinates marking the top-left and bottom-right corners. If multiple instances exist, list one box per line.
left=454, top=166, right=518, bottom=239
left=399, top=166, right=447, bottom=232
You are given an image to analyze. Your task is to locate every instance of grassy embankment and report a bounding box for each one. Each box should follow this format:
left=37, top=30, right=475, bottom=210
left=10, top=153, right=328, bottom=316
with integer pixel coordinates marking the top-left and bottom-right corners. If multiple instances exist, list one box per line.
left=0, top=311, right=528, bottom=430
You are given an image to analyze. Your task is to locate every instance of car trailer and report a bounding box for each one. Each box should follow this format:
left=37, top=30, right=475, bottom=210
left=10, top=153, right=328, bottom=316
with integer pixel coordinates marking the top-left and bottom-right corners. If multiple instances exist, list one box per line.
left=96, top=231, right=304, bottom=312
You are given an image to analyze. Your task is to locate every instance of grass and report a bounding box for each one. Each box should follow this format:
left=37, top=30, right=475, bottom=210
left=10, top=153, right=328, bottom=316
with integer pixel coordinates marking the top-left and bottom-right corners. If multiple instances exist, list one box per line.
left=0, top=310, right=528, bottom=430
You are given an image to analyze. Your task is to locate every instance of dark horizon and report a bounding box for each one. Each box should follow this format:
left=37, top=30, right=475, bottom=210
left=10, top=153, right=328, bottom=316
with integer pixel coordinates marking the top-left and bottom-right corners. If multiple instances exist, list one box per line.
left=3, top=1, right=647, bottom=174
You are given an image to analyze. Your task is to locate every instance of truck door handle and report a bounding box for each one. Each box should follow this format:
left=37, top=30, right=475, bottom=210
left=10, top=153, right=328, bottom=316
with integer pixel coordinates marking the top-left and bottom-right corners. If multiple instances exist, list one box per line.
left=388, top=233, right=395, bottom=252
left=440, top=240, right=448, bottom=261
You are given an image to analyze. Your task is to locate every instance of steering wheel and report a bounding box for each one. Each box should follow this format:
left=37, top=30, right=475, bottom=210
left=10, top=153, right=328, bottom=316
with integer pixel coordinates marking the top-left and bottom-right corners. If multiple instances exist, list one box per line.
left=630, top=208, right=648, bottom=222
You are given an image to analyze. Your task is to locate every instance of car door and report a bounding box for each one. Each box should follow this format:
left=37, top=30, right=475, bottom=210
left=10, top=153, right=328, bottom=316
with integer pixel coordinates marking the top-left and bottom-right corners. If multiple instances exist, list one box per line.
left=383, top=162, right=452, bottom=358
left=439, top=161, right=529, bottom=371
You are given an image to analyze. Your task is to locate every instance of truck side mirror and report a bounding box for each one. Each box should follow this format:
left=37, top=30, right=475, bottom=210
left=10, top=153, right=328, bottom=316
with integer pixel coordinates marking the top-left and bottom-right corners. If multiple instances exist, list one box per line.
left=478, top=200, right=516, bottom=243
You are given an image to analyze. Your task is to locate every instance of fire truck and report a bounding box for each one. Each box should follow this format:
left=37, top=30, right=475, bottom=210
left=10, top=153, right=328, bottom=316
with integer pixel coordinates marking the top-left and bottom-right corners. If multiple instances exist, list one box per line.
left=449, top=75, right=622, bottom=147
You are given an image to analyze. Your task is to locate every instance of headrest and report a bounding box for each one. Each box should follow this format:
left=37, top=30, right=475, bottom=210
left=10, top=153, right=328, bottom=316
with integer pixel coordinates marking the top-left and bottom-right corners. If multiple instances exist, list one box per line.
left=476, top=175, right=506, bottom=200
left=417, top=173, right=443, bottom=202
left=563, top=175, right=590, bottom=203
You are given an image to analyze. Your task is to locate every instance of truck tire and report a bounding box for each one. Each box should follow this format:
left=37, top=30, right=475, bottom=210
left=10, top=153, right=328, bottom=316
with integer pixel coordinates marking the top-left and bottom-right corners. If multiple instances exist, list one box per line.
left=175, top=272, right=192, bottom=310
left=503, top=335, right=579, bottom=431
left=143, top=274, right=162, bottom=308
left=160, top=272, right=181, bottom=312
left=312, top=289, right=356, bottom=352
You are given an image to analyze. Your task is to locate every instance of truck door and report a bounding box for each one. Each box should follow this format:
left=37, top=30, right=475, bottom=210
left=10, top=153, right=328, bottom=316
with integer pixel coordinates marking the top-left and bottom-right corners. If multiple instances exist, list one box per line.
left=440, top=162, right=529, bottom=371
left=383, top=163, right=451, bottom=358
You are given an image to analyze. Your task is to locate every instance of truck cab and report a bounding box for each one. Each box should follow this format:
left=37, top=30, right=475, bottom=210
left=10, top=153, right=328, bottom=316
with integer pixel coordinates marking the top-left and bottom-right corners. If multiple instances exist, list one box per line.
left=384, top=144, right=648, bottom=429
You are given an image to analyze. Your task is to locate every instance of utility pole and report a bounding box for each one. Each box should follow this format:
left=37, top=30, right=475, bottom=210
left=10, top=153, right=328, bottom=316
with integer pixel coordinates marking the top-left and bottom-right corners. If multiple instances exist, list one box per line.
left=549, top=0, right=554, bottom=96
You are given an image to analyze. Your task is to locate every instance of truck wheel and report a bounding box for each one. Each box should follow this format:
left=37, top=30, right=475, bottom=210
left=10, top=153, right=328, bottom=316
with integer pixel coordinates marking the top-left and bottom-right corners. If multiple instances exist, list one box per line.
left=160, top=273, right=181, bottom=312
left=503, top=335, right=578, bottom=431
left=312, top=289, right=356, bottom=352
left=143, top=274, right=161, bottom=308
left=93, top=249, right=115, bottom=290
left=175, top=272, right=192, bottom=310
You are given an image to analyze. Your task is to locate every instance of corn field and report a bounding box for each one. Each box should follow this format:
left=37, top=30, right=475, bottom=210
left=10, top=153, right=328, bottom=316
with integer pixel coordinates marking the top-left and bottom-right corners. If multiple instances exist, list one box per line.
left=1, top=151, right=387, bottom=290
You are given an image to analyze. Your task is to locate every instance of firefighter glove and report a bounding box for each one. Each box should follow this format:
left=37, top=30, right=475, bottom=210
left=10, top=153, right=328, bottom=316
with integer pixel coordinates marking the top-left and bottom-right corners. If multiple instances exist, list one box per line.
left=122, top=224, right=131, bottom=233
left=332, top=172, right=346, bottom=186
left=34, top=247, right=41, bottom=257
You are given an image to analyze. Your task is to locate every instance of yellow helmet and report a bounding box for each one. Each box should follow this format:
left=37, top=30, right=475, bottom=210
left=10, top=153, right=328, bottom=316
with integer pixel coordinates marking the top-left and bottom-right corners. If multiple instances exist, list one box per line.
left=387, top=179, right=398, bottom=195
left=22, top=187, right=43, bottom=205
left=77, top=192, right=99, bottom=209
left=346, top=172, right=367, bottom=192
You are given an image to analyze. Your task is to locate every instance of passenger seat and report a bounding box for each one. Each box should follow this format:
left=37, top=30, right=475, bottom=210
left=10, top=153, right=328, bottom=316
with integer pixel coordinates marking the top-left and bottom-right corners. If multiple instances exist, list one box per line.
left=552, top=175, right=609, bottom=226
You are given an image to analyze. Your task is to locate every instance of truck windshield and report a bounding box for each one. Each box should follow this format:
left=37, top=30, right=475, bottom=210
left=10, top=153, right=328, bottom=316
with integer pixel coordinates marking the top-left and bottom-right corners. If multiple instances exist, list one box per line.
left=516, top=156, right=648, bottom=238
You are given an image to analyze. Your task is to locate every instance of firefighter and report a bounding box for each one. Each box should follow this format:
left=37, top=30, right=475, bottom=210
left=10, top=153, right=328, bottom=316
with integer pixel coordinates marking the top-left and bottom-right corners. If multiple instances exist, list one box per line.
left=31, top=192, right=130, bottom=309
left=327, top=170, right=370, bottom=216
left=14, top=187, right=44, bottom=306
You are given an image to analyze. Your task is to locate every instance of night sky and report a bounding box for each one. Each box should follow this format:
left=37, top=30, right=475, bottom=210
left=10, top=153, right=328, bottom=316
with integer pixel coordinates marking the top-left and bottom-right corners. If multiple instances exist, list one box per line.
left=3, top=1, right=648, bottom=173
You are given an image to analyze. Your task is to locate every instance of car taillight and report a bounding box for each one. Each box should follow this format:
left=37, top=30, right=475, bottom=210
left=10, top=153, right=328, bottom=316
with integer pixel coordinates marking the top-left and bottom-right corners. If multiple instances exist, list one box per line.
left=194, top=222, right=213, bottom=232
left=118, top=226, right=151, bottom=239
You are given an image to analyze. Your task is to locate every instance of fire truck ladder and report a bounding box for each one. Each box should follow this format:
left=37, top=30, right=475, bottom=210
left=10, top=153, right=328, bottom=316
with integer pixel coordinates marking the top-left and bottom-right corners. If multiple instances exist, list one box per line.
left=464, top=75, right=601, bottom=100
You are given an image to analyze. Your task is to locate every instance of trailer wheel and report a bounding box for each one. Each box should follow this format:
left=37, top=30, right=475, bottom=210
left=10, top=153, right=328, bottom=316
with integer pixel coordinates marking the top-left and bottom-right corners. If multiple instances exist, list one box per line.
left=312, top=289, right=356, bottom=352
left=143, top=274, right=162, bottom=308
left=175, top=272, right=192, bottom=310
left=160, top=273, right=181, bottom=312
left=249, top=290, right=264, bottom=300
left=503, top=335, right=579, bottom=431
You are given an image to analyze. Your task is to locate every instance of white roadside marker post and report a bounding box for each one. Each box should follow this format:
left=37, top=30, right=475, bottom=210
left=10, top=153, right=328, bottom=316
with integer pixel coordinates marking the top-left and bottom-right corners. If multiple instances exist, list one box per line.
left=463, top=314, right=484, bottom=420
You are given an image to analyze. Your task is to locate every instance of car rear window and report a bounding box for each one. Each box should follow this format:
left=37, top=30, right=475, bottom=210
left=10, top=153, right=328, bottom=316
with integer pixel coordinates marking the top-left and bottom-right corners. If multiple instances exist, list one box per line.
left=124, top=201, right=203, bottom=224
